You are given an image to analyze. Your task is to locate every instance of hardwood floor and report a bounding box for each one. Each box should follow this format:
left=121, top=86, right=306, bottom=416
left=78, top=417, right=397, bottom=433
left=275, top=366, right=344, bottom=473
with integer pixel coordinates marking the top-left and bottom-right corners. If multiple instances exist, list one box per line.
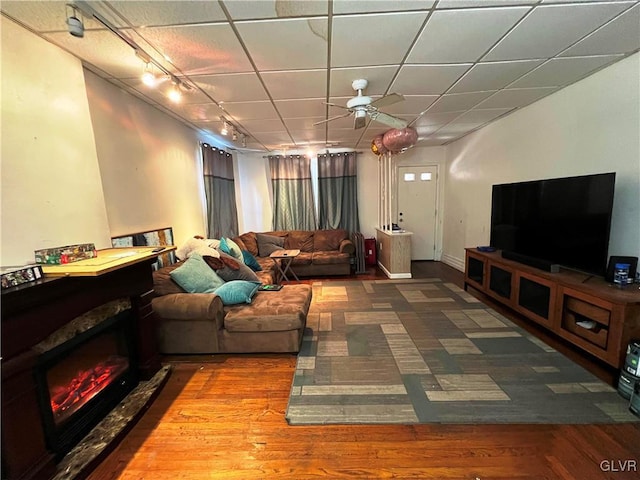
left=87, top=262, right=640, bottom=480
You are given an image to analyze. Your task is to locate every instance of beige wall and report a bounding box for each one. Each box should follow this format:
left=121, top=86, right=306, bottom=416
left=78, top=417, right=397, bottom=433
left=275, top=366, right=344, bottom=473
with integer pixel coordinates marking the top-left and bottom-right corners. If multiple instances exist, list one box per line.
left=85, top=71, right=208, bottom=246
left=1, top=17, right=111, bottom=265
left=442, top=52, right=640, bottom=271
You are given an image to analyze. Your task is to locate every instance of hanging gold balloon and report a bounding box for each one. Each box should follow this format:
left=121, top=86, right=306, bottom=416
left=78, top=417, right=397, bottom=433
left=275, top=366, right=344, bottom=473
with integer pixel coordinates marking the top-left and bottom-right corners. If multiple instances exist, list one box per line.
left=371, top=134, right=387, bottom=156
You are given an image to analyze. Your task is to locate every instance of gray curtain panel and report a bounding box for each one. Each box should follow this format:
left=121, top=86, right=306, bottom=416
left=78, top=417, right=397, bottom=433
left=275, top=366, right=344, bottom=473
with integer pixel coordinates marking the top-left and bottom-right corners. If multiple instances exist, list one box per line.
left=268, top=155, right=317, bottom=231
left=317, top=152, right=360, bottom=233
left=202, top=144, right=238, bottom=239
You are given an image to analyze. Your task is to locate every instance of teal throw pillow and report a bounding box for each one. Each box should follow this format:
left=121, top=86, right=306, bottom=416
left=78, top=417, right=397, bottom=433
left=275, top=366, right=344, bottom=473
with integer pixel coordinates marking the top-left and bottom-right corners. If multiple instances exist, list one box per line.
left=242, top=249, right=262, bottom=271
left=169, top=253, right=225, bottom=293
left=214, top=280, right=261, bottom=305
left=220, top=237, right=244, bottom=263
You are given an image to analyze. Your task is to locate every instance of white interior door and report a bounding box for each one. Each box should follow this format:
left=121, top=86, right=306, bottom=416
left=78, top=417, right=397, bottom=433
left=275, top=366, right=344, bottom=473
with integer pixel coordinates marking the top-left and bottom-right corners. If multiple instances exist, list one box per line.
left=397, top=165, right=438, bottom=260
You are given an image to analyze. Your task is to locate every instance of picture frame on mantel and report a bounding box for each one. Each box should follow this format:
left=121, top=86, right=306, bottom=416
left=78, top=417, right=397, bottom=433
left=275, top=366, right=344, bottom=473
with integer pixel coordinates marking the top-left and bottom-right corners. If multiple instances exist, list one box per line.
left=111, top=227, right=176, bottom=270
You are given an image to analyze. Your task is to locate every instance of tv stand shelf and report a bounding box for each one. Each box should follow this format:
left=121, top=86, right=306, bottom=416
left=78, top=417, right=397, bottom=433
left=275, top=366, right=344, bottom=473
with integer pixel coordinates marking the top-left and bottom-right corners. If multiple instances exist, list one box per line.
left=464, top=248, right=640, bottom=369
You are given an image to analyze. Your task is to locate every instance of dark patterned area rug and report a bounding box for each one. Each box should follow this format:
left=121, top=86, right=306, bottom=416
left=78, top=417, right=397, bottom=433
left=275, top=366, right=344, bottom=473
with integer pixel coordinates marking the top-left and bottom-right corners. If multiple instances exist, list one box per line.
left=286, top=279, right=638, bottom=425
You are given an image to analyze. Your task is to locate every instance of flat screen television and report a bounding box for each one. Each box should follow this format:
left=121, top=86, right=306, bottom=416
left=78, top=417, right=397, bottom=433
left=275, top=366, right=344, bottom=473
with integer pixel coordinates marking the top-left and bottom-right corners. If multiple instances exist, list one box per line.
left=490, top=172, right=616, bottom=276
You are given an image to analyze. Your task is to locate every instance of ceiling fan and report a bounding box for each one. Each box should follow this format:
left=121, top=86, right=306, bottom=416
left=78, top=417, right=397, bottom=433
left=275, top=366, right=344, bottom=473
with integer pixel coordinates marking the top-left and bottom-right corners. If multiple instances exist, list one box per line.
left=315, top=79, right=408, bottom=130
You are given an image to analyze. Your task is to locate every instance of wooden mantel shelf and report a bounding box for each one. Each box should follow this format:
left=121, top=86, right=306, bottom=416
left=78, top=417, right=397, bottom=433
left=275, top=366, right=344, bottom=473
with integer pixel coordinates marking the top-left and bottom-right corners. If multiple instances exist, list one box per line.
left=42, top=246, right=176, bottom=277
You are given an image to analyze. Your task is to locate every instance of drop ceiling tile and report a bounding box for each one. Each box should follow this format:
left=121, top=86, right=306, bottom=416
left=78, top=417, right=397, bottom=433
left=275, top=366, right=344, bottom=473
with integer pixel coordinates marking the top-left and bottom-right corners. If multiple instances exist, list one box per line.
left=239, top=118, right=287, bottom=133
left=274, top=99, right=327, bottom=118
left=192, top=72, right=268, bottom=102
left=454, top=108, right=514, bottom=124
left=391, top=64, right=473, bottom=95
left=224, top=1, right=328, bottom=20
left=288, top=129, right=328, bottom=144
left=252, top=131, right=295, bottom=146
left=261, top=70, right=327, bottom=100
left=136, top=24, right=253, bottom=75
left=383, top=95, right=439, bottom=115
left=222, top=101, right=279, bottom=121
left=475, top=87, right=559, bottom=109
left=109, top=1, right=227, bottom=26
left=450, top=59, right=544, bottom=93
left=119, top=77, right=212, bottom=105
left=427, top=91, right=496, bottom=113
left=509, top=55, right=623, bottom=88
left=561, top=4, right=640, bottom=57
left=435, top=123, right=484, bottom=135
left=333, top=0, right=435, bottom=14
left=407, top=7, right=531, bottom=63
left=283, top=117, right=327, bottom=130
left=169, top=102, right=227, bottom=123
left=415, top=124, right=445, bottom=136
left=437, top=0, right=536, bottom=7
left=0, top=1, right=119, bottom=32
left=44, top=30, right=145, bottom=78
left=484, top=3, right=632, bottom=61
left=236, top=17, right=328, bottom=70
left=329, top=66, right=399, bottom=96
left=417, top=138, right=449, bottom=146
left=331, top=12, right=428, bottom=67
left=416, top=111, right=466, bottom=126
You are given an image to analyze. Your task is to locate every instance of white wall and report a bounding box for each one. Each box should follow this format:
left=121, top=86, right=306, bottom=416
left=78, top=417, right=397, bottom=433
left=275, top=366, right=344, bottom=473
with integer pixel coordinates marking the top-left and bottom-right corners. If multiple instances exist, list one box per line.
left=1, top=17, right=111, bottom=265
left=84, top=71, right=208, bottom=247
left=443, top=52, right=640, bottom=271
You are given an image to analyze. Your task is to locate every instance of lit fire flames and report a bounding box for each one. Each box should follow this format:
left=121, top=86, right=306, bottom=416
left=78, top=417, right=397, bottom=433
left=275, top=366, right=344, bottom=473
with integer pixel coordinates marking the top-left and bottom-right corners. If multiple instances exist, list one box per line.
left=50, top=356, right=128, bottom=423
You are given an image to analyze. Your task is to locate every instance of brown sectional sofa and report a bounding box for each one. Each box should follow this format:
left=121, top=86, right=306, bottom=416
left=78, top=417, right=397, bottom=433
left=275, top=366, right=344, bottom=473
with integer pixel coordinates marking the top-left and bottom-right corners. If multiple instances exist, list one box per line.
left=233, top=228, right=355, bottom=277
left=150, top=229, right=353, bottom=355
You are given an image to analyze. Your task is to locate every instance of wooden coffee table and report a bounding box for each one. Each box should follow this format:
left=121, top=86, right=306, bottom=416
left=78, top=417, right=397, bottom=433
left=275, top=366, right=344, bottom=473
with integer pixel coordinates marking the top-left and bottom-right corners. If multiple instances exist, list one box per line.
left=269, top=249, right=300, bottom=284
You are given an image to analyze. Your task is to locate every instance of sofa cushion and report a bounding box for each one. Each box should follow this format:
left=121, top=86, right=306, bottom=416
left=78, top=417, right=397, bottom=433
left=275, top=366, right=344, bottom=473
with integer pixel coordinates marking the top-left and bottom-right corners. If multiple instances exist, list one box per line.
left=170, top=253, right=225, bottom=293
left=312, top=251, right=351, bottom=265
left=211, top=251, right=260, bottom=283
left=214, top=280, right=261, bottom=305
left=285, top=230, right=314, bottom=252
left=314, top=229, right=348, bottom=251
left=291, top=252, right=313, bottom=265
left=257, top=233, right=285, bottom=256
left=234, top=232, right=259, bottom=257
left=152, top=264, right=186, bottom=296
left=223, top=284, right=312, bottom=332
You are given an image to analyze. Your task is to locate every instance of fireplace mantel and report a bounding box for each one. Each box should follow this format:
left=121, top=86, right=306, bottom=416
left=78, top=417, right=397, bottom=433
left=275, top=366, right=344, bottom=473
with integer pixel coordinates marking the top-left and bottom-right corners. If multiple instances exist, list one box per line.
left=1, top=248, right=167, bottom=480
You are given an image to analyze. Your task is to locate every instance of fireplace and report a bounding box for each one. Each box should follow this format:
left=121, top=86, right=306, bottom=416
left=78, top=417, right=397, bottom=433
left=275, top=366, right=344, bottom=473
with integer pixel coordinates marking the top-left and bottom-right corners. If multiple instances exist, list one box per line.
left=35, top=309, right=139, bottom=459
left=1, top=251, right=163, bottom=480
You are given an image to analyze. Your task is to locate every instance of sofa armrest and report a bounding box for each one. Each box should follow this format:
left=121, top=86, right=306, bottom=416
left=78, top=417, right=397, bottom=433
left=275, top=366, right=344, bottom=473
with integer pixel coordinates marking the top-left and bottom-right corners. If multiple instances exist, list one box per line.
left=152, top=293, right=224, bottom=329
left=339, top=238, right=356, bottom=255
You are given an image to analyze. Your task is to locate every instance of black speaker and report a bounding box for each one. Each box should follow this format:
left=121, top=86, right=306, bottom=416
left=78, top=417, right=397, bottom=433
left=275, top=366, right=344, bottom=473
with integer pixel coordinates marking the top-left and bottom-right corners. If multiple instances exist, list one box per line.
left=605, top=256, right=638, bottom=283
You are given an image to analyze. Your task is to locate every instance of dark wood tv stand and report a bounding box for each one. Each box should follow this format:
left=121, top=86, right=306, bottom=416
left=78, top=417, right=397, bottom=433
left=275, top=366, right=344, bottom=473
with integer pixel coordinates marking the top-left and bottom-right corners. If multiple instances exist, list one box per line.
left=464, top=248, right=640, bottom=370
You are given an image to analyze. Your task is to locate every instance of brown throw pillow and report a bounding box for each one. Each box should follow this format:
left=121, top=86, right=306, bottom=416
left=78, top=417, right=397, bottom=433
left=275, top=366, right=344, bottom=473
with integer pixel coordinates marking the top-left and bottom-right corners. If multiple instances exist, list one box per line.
left=202, top=255, right=224, bottom=270
left=212, top=252, right=260, bottom=283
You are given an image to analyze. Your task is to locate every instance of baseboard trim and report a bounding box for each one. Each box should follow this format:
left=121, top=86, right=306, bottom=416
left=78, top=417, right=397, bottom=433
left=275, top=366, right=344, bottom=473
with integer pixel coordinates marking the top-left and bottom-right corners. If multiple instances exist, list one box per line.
left=378, top=262, right=412, bottom=279
left=441, top=253, right=464, bottom=272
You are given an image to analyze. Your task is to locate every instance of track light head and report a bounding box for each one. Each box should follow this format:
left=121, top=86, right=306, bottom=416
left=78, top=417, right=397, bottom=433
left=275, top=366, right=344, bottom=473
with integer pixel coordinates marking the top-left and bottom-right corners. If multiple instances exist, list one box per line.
left=66, top=4, right=84, bottom=37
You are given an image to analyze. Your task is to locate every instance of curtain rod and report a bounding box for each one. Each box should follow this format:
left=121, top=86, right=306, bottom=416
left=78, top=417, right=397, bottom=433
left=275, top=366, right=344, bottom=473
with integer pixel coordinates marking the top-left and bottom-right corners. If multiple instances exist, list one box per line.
left=262, top=151, right=363, bottom=158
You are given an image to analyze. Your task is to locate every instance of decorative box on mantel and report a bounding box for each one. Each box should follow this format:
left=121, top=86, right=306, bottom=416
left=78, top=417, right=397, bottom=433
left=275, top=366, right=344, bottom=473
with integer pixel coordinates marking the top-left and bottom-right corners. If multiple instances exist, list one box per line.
left=35, top=243, right=97, bottom=265
left=1, top=246, right=174, bottom=480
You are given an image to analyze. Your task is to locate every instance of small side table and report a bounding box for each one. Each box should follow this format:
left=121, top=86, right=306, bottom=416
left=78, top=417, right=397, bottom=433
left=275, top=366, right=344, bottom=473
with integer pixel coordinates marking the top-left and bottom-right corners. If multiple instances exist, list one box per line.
left=269, top=249, right=300, bottom=284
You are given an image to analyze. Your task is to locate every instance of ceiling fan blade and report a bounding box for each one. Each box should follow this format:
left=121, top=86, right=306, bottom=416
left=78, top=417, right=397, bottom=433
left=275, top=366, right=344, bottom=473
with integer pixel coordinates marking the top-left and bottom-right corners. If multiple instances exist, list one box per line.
left=370, top=93, right=405, bottom=109
left=324, top=102, right=350, bottom=110
left=370, top=111, right=408, bottom=129
left=313, top=112, right=352, bottom=126
left=354, top=115, right=367, bottom=130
